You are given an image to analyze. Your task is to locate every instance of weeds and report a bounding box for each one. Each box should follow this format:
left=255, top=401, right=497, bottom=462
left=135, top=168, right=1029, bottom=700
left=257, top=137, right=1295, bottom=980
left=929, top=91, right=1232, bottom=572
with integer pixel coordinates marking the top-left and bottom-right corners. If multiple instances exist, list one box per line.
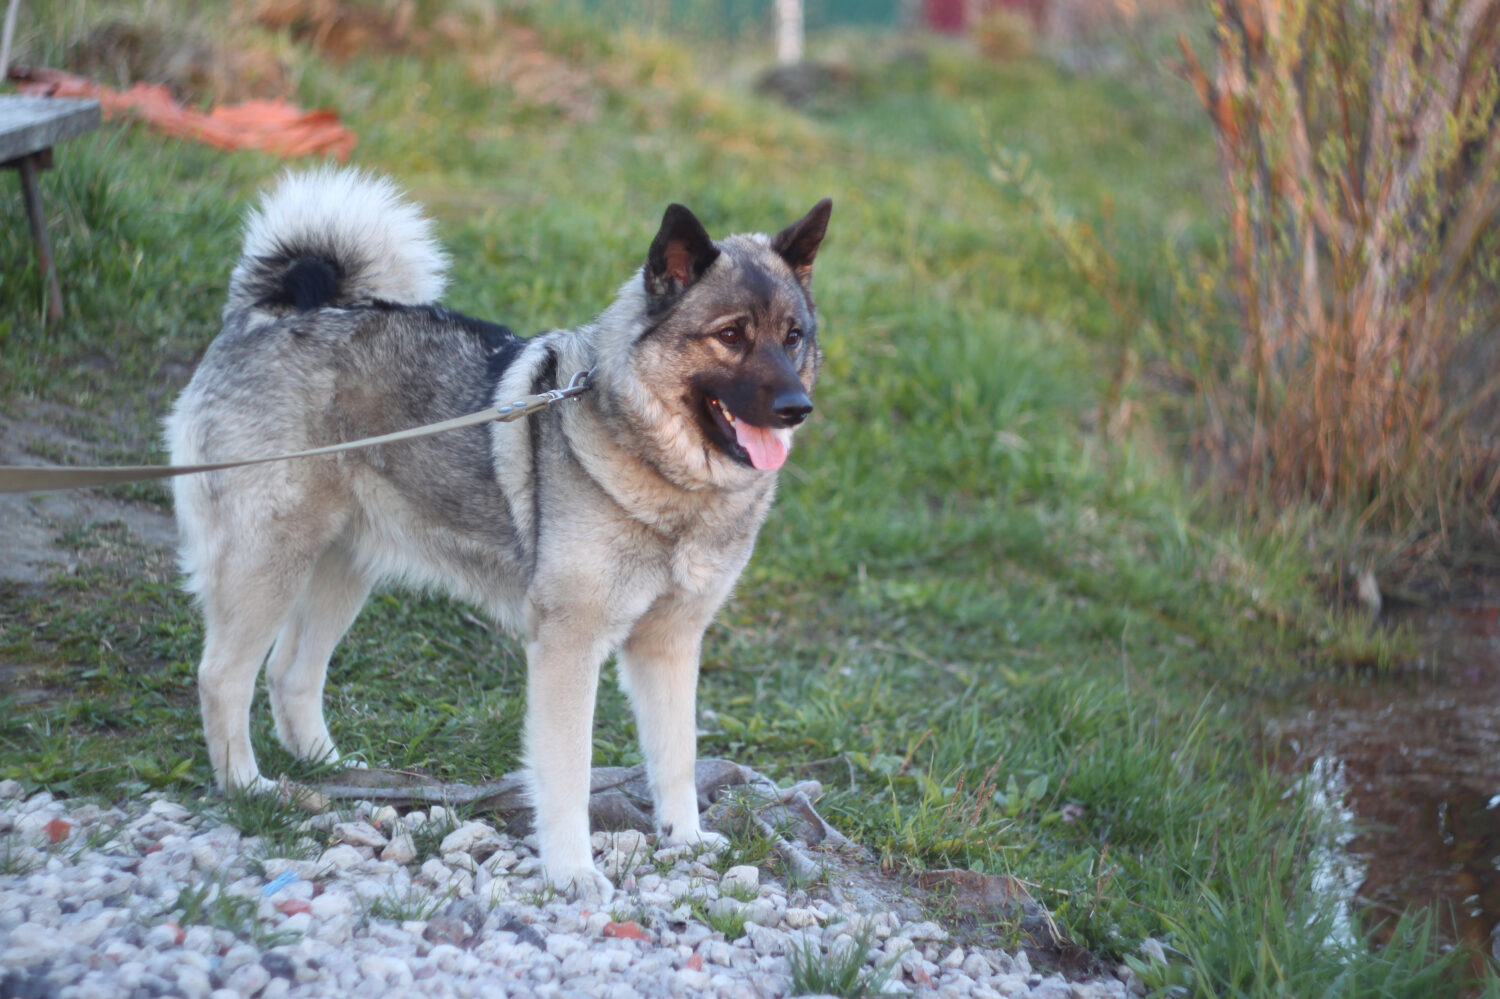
left=518, top=880, right=559, bottom=908
left=678, top=896, right=750, bottom=941
left=786, top=919, right=897, bottom=998
left=779, top=852, right=826, bottom=895
left=67, top=815, right=126, bottom=861
left=172, top=873, right=300, bottom=948
left=206, top=788, right=320, bottom=861
left=406, top=806, right=463, bottom=861
left=706, top=790, right=781, bottom=874
left=0, top=834, right=39, bottom=876
left=364, top=879, right=458, bottom=923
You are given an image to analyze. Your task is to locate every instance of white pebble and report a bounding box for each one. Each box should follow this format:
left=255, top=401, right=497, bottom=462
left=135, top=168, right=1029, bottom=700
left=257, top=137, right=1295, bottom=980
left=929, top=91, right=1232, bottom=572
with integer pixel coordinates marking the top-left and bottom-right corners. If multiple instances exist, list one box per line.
left=148, top=799, right=192, bottom=823
left=333, top=821, right=389, bottom=849
left=720, top=865, right=760, bottom=895
left=381, top=831, right=417, bottom=864
left=319, top=844, right=366, bottom=871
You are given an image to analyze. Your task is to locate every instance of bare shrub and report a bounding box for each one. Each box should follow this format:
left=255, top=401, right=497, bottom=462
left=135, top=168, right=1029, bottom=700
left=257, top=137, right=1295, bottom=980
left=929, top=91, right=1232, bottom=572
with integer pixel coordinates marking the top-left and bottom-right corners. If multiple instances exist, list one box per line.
left=1177, top=0, right=1500, bottom=542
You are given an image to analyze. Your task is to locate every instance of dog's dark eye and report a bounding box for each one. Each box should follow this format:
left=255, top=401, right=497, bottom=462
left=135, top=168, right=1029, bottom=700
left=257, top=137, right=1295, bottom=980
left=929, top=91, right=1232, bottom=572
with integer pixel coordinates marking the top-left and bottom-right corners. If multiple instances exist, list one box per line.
left=786, top=327, right=803, bottom=348
left=716, top=327, right=742, bottom=345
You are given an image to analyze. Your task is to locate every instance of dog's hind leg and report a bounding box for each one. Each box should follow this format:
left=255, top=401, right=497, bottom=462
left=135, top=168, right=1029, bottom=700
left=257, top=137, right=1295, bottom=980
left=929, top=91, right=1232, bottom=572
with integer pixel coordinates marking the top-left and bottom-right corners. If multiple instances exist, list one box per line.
left=265, top=543, right=371, bottom=769
left=618, top=600, right=728, bottom=853
left=196, top=554, right=314, bottom=794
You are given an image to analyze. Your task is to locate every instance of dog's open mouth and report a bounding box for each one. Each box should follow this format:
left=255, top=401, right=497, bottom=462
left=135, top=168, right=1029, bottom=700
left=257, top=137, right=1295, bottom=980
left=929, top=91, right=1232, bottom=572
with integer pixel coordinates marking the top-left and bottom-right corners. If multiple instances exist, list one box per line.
left=705, top=396, right=791, bottom=471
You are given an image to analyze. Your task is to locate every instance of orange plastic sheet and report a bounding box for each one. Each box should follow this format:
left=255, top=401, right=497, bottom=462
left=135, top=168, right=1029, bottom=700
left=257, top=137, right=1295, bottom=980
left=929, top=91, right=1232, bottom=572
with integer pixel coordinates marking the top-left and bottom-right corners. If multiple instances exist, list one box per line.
left=11, top=66, right=356, bottom=160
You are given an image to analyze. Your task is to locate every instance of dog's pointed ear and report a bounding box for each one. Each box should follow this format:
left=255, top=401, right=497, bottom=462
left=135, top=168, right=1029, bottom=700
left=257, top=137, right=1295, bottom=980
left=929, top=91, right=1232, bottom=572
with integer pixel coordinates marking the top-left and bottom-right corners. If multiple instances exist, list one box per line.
left=771, top=198, right=832, bottom=288
left=645, top=204, right=720, bottom=302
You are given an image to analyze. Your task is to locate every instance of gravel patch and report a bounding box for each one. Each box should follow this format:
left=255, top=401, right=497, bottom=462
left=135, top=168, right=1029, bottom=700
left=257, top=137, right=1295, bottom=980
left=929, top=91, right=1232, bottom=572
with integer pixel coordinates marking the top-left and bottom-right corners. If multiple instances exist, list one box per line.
left=0, top=780, right=1139, bottom=997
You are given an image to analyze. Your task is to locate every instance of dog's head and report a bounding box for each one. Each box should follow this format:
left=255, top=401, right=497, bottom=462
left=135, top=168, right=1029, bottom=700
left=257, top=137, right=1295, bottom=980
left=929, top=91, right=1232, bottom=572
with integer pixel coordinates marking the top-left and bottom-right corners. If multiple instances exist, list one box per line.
left=608, top=198, right=831, bottom=487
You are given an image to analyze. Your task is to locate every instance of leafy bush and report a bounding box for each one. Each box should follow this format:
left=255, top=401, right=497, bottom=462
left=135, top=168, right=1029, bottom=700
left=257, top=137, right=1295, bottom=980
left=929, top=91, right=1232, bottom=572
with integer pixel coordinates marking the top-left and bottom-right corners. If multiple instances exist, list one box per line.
left=1177, top=0, right=1500, bottom=543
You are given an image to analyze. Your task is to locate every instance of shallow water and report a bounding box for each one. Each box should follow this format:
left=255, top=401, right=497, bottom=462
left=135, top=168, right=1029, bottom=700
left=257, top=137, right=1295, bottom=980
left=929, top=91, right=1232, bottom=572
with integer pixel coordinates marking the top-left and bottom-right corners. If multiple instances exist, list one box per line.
left=1266, top=600, right=1500, bottom=956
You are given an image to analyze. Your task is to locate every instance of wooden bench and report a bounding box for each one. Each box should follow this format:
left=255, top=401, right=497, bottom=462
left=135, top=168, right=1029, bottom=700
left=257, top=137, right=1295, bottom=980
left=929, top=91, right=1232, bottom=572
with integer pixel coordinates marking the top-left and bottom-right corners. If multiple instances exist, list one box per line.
left=1, top=95, right=101, bottom=323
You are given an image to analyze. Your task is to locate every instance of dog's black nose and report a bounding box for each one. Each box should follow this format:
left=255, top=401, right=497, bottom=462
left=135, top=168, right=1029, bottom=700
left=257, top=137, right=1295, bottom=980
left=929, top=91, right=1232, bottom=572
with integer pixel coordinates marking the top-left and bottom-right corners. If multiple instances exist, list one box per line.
left=773, top=390, right=813, bottom=427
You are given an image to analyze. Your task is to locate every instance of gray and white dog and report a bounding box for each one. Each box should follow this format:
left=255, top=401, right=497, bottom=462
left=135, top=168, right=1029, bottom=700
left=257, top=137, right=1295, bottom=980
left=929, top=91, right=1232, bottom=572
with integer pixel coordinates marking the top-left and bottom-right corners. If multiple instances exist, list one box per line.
left=166, top=168, right=831, bottom=898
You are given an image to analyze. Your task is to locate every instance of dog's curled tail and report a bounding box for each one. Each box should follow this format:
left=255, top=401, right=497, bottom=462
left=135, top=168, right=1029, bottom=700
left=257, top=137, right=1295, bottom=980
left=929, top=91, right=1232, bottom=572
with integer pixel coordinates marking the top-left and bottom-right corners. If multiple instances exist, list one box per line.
left=225, top=167, right=449, bottom=316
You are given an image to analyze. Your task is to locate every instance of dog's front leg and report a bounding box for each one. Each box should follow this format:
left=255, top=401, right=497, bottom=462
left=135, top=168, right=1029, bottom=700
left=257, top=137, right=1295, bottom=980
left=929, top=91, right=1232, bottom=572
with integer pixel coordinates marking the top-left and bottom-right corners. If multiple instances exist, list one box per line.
left=523, top=621, right=613, bottom=902
left=619, top=603, right=729, bottom=854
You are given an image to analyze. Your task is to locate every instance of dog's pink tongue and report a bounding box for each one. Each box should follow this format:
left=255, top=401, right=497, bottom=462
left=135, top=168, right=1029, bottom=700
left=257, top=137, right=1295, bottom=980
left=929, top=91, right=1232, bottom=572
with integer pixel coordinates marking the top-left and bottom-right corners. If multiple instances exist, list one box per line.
left=734, top=422, right=788, bottom=471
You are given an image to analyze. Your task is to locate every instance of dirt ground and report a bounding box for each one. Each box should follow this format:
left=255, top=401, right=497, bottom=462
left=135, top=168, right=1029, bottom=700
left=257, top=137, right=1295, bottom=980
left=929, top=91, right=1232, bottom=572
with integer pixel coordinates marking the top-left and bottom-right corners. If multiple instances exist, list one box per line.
left=0, top=404, right=176, bottom=586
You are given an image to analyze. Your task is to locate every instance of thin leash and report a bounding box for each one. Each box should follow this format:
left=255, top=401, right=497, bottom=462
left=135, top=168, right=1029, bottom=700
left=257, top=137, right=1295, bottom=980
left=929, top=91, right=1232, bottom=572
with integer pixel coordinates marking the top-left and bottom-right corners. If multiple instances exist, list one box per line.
left=0, top=369, right=592, bottom=495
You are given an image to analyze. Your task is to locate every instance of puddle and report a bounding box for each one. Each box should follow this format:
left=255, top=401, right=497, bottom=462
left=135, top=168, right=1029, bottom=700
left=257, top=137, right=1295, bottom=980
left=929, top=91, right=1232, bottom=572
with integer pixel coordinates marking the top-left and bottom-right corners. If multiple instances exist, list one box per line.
left=1267, top=600, right=1500, bottom=957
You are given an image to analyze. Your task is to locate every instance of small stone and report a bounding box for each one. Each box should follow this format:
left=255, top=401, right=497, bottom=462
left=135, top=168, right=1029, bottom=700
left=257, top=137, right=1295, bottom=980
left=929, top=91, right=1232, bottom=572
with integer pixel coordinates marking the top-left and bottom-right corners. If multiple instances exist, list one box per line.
left=148, top=800, right=192, bottom=823
left=1031, top=978, right=1074, bottom=999
left=482, top=849, right=518, bottom=873
left=599, top=849, right=632, bottom=879
left=358, top=954, right=413, bottom=985
left=440, top=821, right=503, bottom=860
left=261, top=952, right=297, bottom=980
left=707, top=897, right=747, bottom=923
left=144, top=921, right=183, bottom=950
left=318, top=844, right=365, bottom=871
left=547, top=934, right=587, bottom=960
left=901, top=920, right=948, bottom=942
left=332, top=821, right=389, bottom=849
left=606, top=829, right=651, bottom=859
left=280, top=912, right=312, bottom=935
left=219, top=943, right=259, bottom=975
left=745, top=898, right=781, bottom=926
left=941, top=946, right=966, bottom=968
left=745, top=923, right=785, bottom=957
left=885, top=936, right=915, bottom=958
left=175, top=965, right=214, bottom=998
left=382, top=832, right=417, bottom=865
left=14, top=810, right=60, bottom=837
left=424, top=914, right=474, bottom=947
left=677, top=969, right=712, bottom=990
left=784, top=907, right=822, bottom=929
left=259, top=858, right=324, bottom=882
left=720, top=865, right=759, bottom=896
left=603, top=920, right=650, bottom=941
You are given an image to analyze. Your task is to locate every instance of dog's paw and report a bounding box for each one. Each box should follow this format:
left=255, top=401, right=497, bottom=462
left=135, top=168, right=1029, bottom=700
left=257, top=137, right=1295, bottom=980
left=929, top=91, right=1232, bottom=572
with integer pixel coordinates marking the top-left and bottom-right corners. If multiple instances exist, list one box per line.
left=223, top=774, right=279, bottom=797
left=546, top=863, right=615, bottom=905
left=660, top=825, right=729, bottom=856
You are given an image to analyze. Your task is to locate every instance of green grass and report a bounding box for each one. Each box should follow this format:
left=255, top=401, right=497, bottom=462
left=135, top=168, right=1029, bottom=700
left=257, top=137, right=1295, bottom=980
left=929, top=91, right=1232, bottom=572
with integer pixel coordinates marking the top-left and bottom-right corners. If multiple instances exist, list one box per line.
left=0, top=1, right=1493, bottom=995
left=366, top=880, right=459, bottom=924
left=172, top=872, right=301, bottom=948
left=679, top=895, right=752, bottom=941
left=787, top=919, right=898, bottom=998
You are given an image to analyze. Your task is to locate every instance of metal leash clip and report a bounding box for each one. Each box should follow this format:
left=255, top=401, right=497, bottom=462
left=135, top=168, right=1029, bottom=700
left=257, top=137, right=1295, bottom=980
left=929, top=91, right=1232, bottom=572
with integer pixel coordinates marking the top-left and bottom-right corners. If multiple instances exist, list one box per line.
left=496, top=368, right=593, bottom=421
